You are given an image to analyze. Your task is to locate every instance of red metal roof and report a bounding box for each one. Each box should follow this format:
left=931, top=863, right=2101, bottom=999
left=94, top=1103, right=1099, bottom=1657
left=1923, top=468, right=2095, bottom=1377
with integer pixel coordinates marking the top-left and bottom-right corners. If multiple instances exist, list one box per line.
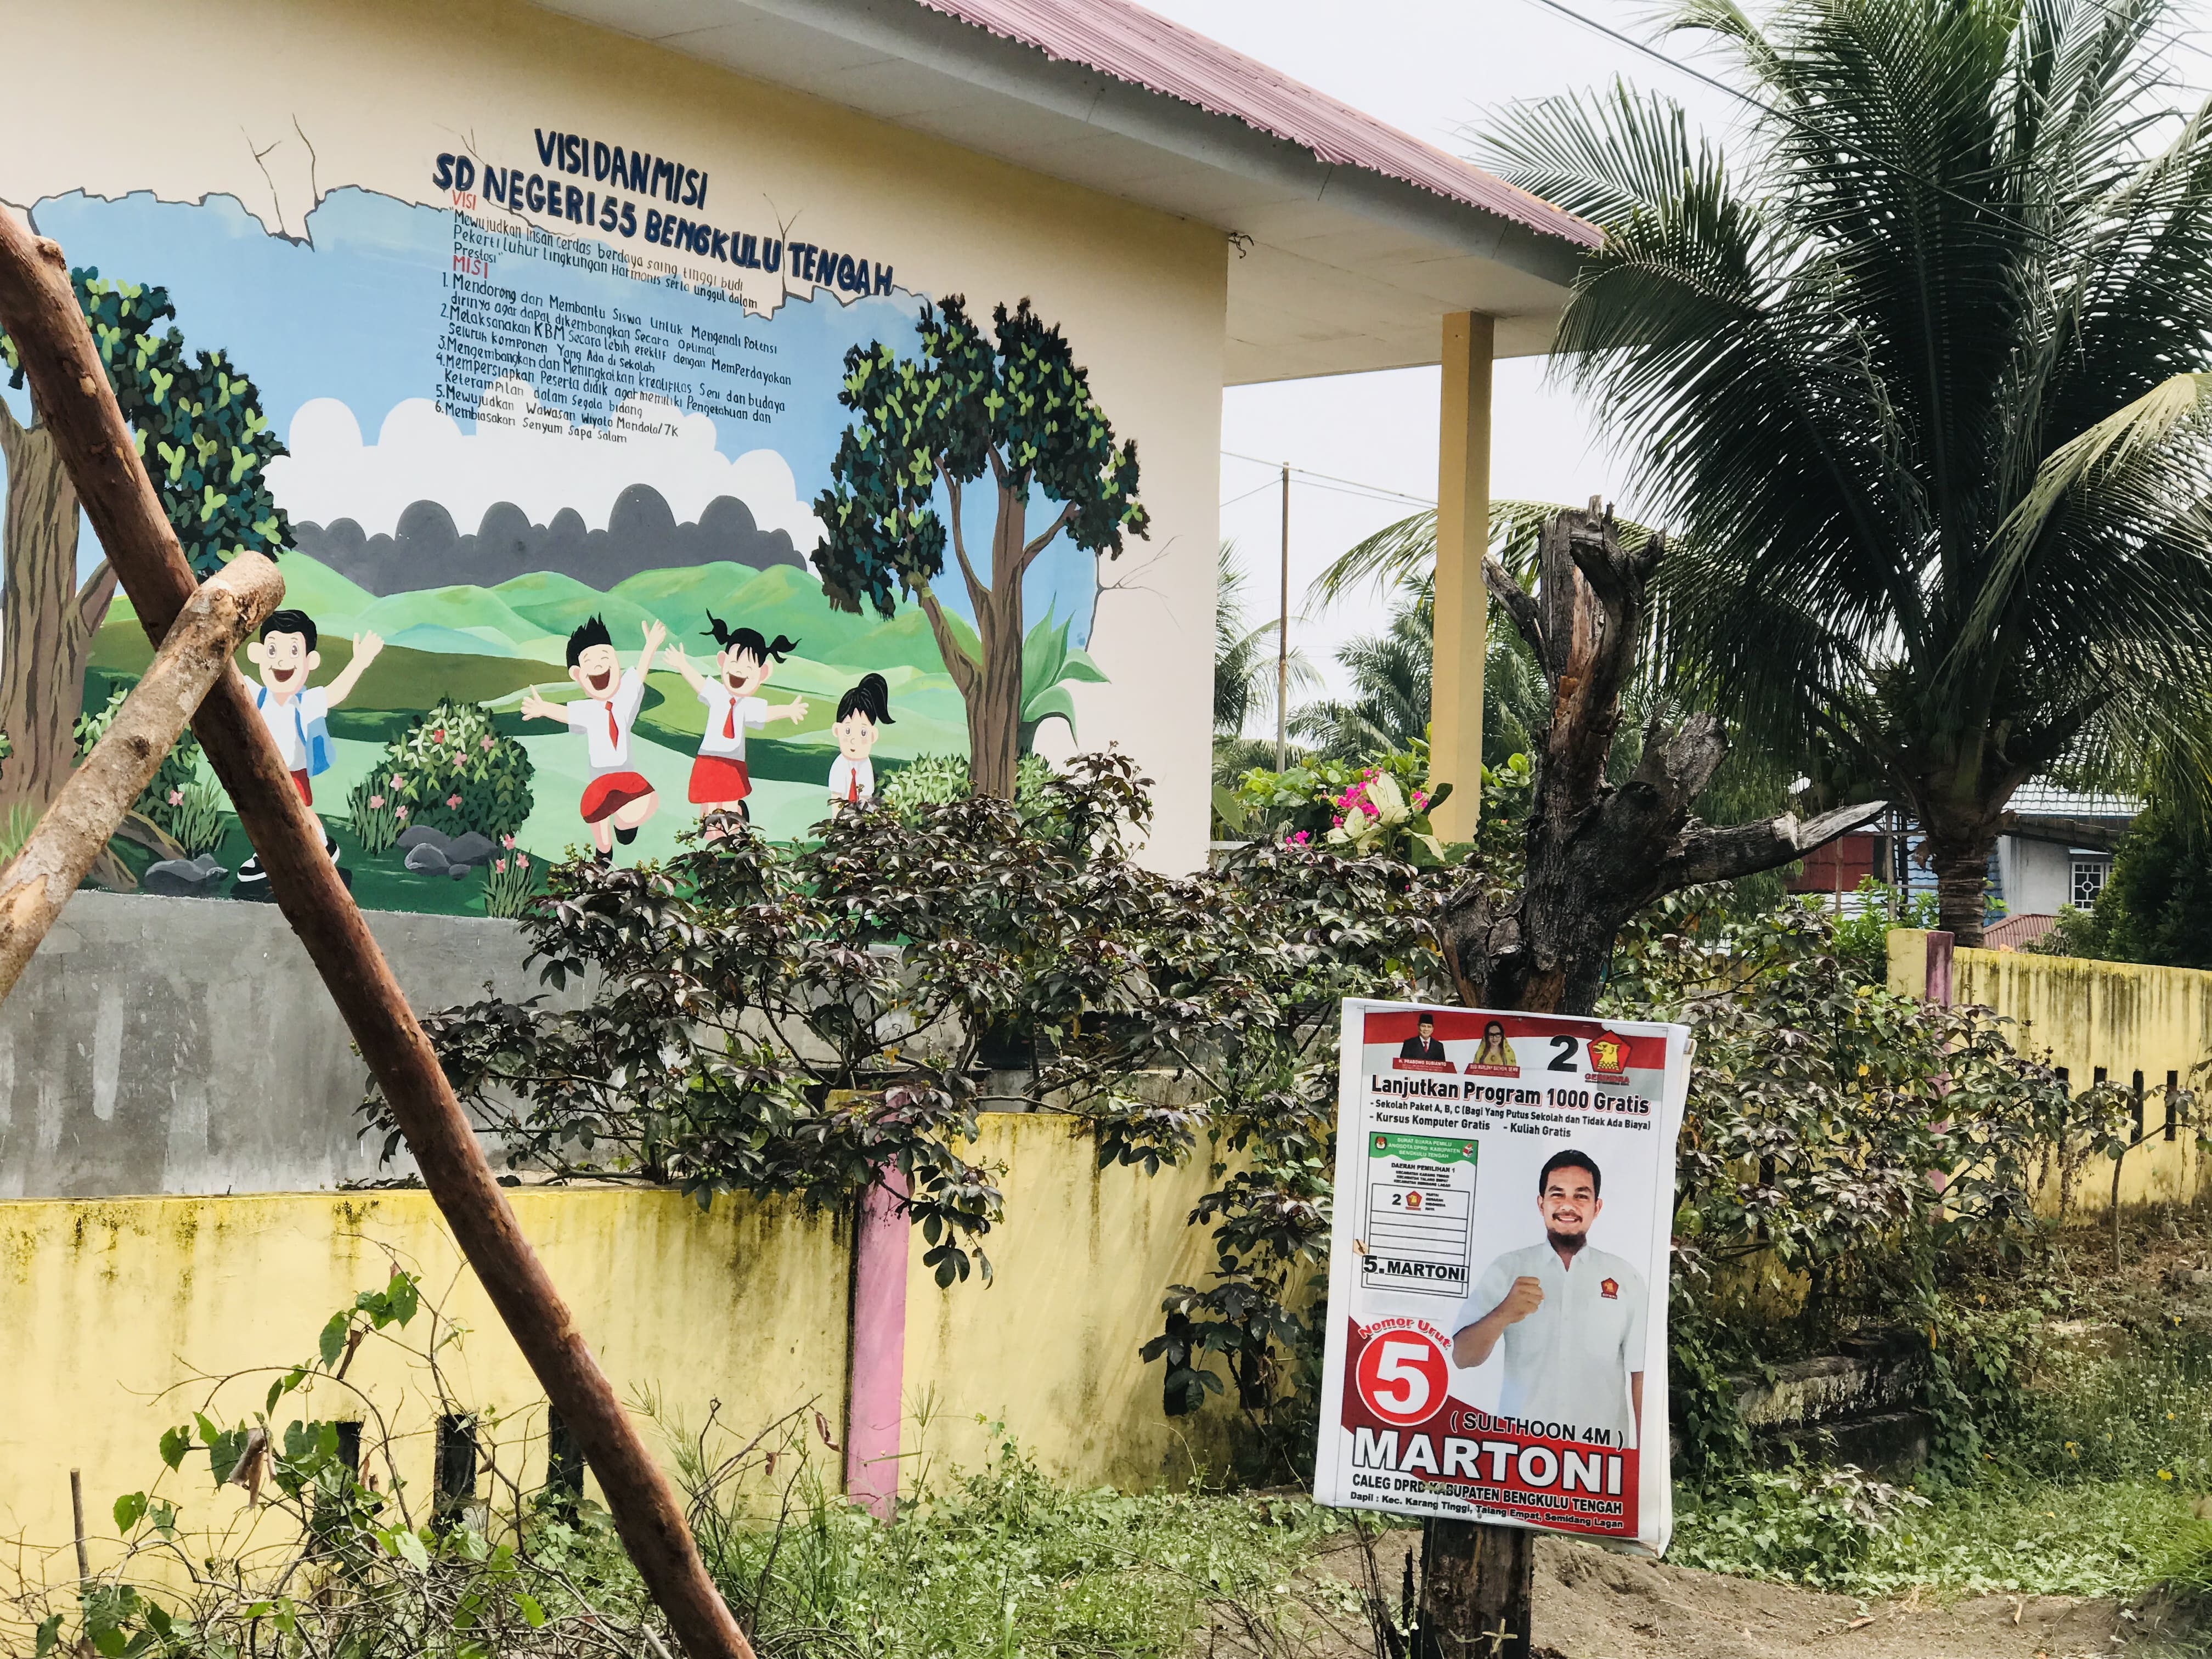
left=911, top=0, right=1601, bottom=249
left=1983, top=913, right=2058, bottom=953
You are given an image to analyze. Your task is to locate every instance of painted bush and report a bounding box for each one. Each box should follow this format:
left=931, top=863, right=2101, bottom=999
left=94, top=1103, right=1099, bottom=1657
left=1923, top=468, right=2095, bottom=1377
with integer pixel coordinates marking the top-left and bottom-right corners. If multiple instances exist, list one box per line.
left=347, top=699, right=534, bottom=850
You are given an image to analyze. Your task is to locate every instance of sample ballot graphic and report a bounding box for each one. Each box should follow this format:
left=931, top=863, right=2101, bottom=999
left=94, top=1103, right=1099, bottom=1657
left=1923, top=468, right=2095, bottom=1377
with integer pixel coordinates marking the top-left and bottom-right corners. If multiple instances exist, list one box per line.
left=1360, top=1133, right=1477, bottom=1297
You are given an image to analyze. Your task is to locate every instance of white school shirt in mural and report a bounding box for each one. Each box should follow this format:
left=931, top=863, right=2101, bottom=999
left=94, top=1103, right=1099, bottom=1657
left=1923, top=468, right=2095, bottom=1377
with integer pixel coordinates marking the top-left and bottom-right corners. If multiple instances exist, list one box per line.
left=565, top=670, right=646, bottom=772
left=256, top=687, right=329, bottom=771
left=1455, top=1242, right=1648, bottom=1448
left=697, top=684, right=769, bottom=758
left=827, top=755, right=874, bottom=803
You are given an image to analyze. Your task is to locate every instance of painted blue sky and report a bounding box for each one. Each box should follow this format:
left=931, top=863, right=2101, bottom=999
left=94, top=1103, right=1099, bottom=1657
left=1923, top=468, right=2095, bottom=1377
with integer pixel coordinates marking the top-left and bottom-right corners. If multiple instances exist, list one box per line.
left=3, top=187, right=1096, bottom=642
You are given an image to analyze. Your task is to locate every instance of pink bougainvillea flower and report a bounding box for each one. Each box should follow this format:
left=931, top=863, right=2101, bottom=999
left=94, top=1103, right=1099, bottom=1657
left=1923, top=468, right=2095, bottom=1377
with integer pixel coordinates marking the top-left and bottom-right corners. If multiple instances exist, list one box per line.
left=1287, top=830, right=1310, bottom=846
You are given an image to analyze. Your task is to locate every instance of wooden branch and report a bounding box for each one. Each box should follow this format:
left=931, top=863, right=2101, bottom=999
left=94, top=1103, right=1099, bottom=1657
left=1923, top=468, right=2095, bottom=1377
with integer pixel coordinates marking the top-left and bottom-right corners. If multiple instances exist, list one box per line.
left=0, top=388, right=22, bottom=460
left=1661, top=798, right=1888, bottom=888
left=1481, top=554, right=1549, bottom=678
left=0, top=553, right=281, bottom=1000
left=0, top=217, right=755, bottom=1659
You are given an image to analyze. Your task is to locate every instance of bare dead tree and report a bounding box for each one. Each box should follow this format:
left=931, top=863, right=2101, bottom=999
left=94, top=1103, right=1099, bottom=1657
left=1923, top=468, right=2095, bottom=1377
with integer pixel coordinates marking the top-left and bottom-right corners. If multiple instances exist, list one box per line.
left=1418, top=500, right=1883, bottom=1659
left=1439, top=499, right=1885, bottom=1020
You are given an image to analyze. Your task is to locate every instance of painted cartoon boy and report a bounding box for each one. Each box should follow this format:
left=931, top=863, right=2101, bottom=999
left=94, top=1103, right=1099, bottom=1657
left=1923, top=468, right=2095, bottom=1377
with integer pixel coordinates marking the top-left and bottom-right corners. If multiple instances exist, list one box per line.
left=235, top=608, right=385, bottom=886
left=827, top=673, right=893, bottom=809
left=521, top=615, right=664, bottom=857
left=665, top=614, right=807, bottom=830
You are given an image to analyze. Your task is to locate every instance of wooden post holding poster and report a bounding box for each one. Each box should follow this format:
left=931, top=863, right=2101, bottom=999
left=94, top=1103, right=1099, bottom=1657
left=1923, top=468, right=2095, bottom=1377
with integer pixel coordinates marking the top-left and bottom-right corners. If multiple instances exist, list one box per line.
left=1313, top=999, right=1690, bottom=1555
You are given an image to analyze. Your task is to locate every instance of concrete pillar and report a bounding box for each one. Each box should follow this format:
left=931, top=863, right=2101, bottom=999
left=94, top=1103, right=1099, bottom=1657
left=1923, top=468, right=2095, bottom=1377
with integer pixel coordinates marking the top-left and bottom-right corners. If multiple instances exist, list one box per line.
left=1430, top=312, right=1494, bottom=845
left=844, top=1167, right=909, bottom=1517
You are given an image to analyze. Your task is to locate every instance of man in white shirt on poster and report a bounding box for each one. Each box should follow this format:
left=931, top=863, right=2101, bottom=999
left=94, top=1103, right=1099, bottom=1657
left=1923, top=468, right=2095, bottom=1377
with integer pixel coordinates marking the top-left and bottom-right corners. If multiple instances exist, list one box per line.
left=1451, top=1149, right=1648, bottom=1449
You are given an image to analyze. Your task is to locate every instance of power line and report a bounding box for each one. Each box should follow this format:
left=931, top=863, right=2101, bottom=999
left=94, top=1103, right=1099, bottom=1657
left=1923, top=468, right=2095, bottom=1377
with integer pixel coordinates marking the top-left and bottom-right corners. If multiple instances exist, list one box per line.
left=1221, top=449, right=1437, bottom=507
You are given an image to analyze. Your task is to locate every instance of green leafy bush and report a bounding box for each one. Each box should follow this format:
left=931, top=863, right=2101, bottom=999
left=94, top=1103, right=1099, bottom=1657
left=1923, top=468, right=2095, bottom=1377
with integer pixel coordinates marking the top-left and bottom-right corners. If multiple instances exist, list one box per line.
left=1829, top=877, right=1941, bottom=984
left=878, top=751, right=1054, bottom=816
left=1671, top=1462, right=1928, bottom=1587
left=348, top=699, right=533, bottom=848
left=1227, top=738, right=1454, bottom=863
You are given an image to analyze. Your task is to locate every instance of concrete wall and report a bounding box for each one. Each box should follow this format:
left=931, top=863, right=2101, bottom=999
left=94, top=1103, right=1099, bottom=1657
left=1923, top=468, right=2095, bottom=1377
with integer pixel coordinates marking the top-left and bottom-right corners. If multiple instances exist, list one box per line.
left=0, top=891, right=565, bottom=1198
left=1996, top=835, right=2076, bottom=917
left=1889, top=930, right=2212, bottom=1207
left=0, top=1118, right=1234, bottom=1587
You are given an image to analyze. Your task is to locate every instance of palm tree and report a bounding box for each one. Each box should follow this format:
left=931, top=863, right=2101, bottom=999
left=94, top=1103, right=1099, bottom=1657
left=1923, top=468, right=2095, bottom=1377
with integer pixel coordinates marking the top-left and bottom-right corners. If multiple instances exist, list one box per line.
left=1293, top=571, right=1550, bottom=769
left=1214, top=540, right=1318, bottom=738
left=1469, top=0, right=2212, bottom=944
left=1293, top=580, right=1432, bottom=758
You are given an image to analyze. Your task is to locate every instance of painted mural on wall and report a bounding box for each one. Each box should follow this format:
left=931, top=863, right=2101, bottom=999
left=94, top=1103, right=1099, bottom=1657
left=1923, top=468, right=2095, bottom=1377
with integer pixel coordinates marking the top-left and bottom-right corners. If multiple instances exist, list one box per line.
left=0, top=129, right=1145, bottom=916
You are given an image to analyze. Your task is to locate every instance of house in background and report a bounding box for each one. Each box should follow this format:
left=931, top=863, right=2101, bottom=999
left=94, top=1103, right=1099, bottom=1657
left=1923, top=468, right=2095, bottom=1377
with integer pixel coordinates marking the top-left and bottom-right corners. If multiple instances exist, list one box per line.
left=1786, top=782, right=2137, bottom=944
left=1990, top=781, right=2140, bottom=932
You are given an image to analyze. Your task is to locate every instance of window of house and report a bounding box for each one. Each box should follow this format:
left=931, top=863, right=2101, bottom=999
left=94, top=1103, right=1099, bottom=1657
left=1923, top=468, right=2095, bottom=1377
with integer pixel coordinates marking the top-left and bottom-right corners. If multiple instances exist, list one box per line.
left=2071, top=855, right=2111, bottom=908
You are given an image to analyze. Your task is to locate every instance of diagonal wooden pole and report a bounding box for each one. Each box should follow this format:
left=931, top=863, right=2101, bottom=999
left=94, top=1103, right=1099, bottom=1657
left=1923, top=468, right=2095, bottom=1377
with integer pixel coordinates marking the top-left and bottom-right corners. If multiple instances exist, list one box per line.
left=0, top=551, right=283, bottom=1000
left=0, top=217, right=753, bottom=1659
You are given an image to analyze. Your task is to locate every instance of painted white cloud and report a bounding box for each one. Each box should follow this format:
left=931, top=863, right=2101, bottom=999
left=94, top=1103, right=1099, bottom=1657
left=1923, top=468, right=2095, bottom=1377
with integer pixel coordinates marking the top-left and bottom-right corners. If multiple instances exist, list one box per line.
left=266, top=382, right=824, bottom=552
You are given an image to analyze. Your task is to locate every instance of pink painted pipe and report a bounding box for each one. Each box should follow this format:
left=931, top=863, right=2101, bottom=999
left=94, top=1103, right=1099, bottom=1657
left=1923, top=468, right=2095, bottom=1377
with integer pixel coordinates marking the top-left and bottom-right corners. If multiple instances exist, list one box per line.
left=1926, top=929, right=1955, bottom=1007
left=844, top=1167, right=909, bottom=1519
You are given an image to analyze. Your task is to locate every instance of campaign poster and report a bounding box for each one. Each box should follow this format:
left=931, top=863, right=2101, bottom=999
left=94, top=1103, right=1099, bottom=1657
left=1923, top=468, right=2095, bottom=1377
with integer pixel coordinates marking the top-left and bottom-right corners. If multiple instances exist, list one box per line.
left=1312, top=999, right=1689, bottom=1555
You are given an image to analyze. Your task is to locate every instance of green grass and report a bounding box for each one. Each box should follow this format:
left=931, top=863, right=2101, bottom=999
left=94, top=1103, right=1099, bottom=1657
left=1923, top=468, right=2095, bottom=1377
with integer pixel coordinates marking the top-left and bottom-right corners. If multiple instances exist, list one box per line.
left=669, top=1426, right=1357, bottom=1659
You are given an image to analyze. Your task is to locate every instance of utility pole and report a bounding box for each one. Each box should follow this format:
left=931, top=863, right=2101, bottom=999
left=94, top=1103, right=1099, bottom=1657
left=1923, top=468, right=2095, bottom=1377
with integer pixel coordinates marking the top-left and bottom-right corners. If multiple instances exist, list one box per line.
left=1276, top=461, right=1290, bottom=771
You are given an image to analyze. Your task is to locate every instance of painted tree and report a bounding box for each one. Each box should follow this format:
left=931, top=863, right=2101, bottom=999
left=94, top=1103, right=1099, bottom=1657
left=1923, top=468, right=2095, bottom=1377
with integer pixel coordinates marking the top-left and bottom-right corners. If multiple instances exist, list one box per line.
left=0, top=269, right=289, bottom=817
left=812, top=297, right=1147, bottom=797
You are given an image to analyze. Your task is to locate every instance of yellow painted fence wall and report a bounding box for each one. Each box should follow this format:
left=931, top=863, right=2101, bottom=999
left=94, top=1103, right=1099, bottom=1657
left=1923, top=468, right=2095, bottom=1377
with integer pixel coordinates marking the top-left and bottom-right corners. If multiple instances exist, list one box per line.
left=0, top=1116, right=1232, bottom=1584
left=1889, top=930, right=2212, bottom=1208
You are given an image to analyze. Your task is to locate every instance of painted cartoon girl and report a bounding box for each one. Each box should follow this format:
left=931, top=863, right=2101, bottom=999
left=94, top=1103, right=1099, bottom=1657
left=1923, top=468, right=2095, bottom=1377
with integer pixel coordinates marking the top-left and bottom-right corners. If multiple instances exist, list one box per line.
left=827, top=673, right=893, bottom=808
left=665, top=614, right=808, bottom=829
left=1473, top=1020, right=1517, bottom=1068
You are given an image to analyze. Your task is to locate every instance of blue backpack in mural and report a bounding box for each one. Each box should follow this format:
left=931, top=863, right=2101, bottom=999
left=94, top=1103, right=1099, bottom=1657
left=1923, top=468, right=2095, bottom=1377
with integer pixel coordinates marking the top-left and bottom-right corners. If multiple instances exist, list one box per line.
left=255, top=686, right=334, bottom=776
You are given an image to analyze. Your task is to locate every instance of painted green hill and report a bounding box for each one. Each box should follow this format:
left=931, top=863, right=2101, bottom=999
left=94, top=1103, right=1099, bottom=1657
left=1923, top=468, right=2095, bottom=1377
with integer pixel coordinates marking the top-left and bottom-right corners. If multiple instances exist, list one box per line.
left=359, top=584, right=554, bottom=648
left=104, top=550, right=379, bottom=636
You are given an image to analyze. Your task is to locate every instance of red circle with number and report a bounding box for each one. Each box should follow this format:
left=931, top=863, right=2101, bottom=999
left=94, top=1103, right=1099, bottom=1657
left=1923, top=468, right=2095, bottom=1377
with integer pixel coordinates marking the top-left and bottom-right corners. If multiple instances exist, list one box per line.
left=1354, top=1330, right=1449, bottom=1427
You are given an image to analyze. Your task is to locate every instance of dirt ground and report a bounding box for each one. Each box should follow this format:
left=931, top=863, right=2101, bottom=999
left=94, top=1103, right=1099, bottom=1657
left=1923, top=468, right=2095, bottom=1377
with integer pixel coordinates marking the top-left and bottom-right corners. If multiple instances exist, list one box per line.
left=1301, top=1530, right=2139, bottom=1659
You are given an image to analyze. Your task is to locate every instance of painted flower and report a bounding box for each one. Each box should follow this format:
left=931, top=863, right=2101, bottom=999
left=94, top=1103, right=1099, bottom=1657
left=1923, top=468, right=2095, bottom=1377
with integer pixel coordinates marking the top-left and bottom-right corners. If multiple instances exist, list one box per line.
left=446, top=793, right=463, bottom=809
left=432, top=727, right=447, bottom=744
left=481, top=736, right=495, bottom=752
left=390, top=774, right=406, bottom=790
left=395, top=804, right=409, bottom=820
left=500, top=833, right=516, bottom=849
left=516, top=853, right=529, bottom=871
left=366, top=795, right=385, bottom=810
left=493, top=859, right=507, bottom=875
left=167, top=789, right=184, bottom=805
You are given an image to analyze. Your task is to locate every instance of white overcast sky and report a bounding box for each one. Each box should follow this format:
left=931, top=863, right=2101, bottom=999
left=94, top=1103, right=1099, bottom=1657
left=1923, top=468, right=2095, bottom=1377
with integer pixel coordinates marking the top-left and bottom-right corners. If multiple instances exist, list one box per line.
left=1137, top=0, right=2212, bottom=710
